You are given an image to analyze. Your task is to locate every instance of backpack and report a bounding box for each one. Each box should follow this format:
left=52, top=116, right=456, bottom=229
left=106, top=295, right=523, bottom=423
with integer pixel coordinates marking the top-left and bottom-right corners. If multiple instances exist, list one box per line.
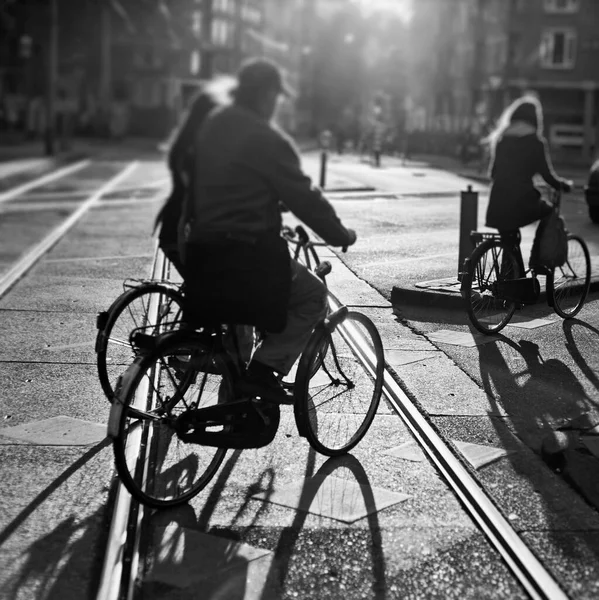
left=530, top=208, right=568, bottom=269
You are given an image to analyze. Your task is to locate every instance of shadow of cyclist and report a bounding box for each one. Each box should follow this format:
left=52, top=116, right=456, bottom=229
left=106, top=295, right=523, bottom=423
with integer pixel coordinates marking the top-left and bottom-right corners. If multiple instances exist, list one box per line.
left=477, top=336, right=599, bottom=549
left=563, top=319, right=599, bottom=401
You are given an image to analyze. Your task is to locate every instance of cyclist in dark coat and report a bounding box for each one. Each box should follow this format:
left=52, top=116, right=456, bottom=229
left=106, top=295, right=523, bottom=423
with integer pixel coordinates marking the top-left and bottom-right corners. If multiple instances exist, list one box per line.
left=181, top=58, right=356, bottom=403
left=485, top=96, right=572, bottom=272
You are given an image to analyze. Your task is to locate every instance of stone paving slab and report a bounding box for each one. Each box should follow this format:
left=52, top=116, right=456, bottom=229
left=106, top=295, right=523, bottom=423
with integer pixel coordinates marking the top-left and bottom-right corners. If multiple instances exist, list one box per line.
left=0, top=416, right=105, bottom=446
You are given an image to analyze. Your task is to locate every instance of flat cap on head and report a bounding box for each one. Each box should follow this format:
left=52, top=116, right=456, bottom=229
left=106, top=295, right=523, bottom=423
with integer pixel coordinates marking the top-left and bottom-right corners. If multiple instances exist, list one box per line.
left=236, top=57, right=294, bottom=98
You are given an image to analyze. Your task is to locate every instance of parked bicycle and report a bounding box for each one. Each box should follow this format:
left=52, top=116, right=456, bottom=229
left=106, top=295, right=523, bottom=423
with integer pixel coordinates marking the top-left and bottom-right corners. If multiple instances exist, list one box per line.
left=106, top=230, right=384, bottom=509
left=460, top=188, right=591, bottom=334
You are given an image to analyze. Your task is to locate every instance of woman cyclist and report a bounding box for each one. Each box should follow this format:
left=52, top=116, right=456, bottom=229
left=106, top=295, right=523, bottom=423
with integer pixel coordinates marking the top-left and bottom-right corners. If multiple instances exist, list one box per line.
left=484, top=95, right=572, bottom=274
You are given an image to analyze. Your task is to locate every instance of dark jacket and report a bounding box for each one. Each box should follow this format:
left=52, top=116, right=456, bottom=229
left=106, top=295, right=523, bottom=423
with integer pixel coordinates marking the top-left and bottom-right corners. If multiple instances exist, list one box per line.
left=486, top=123, right=569, bottom=230
left=182, top=104, right=353, bottom=247
left=180, top=104, right=353, bottom=332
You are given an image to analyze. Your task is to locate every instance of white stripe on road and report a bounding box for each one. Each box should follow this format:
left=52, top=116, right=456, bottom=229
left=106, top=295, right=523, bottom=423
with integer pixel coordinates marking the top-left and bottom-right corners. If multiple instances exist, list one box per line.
left=357, top=252, right=456, bottom=269
left=0, top=159, right=91, bottom=204
left=0, top=161, right=139, bottom=300
left=45, top=253, right=154, bottom=263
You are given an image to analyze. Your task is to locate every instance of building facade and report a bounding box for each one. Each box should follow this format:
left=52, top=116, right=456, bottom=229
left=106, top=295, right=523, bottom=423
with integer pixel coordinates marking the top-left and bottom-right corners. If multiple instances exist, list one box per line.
left=503, top=0, right=599, bottom=161
left=406, top=0, right=599, bottom=162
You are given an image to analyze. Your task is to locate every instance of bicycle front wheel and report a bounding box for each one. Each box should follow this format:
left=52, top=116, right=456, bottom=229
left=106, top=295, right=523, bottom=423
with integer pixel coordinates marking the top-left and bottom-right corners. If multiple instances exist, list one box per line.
left=111, top=334, right=231, bottom=509
left=96, top=283, right=184, bottom=401
left=294, top=311, right=384, bottom=456
left=463, top=240, right=520, bottom=334
left=551, top=234, right=591, bottom=319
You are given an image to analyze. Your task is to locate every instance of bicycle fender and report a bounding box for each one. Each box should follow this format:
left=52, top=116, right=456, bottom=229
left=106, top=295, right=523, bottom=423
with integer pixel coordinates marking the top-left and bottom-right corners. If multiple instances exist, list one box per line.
left=107, top=360, right=143, bottom=439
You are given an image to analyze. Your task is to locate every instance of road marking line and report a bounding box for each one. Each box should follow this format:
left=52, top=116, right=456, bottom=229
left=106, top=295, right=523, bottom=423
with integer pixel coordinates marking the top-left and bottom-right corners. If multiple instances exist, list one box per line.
left=0, top=161, right=138, bottom=300
left=45, top=253, right=153, bottom=263
left=0, top=159, right=91, bottom=204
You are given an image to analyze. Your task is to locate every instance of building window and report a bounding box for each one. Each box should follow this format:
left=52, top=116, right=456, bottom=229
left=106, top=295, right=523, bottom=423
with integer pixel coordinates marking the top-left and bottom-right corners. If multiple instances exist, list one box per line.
left=540, top=29, right=577, bottom=68
left=212, top=18, right=228, bottom=47
left=190, top=50, right=201, bottom=75
left=192, top=11, right=202, bottom=35
left=544, top=0, right=580, bottom=13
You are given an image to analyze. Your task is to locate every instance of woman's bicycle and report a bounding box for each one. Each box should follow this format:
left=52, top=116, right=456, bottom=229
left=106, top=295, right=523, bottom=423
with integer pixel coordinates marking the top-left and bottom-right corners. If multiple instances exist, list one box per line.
left=460, top=189, right=591, bottom=334
left=95, top=278, right=184, bottom=401
left=94, top=224, right=325, bottom=402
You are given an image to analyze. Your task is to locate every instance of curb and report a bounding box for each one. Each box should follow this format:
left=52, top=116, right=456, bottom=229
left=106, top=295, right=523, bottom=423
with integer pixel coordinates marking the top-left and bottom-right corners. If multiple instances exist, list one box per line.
left=391, top=277, right=599, bottom=312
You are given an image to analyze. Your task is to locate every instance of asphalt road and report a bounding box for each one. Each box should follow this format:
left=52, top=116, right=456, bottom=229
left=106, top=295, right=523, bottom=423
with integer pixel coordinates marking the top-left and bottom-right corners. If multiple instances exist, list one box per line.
left=1, top=149, right=599, bottom=599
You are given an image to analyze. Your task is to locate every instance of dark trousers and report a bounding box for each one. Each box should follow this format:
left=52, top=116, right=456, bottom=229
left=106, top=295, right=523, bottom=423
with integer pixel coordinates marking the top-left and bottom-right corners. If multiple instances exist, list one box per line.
left=499, top=230, right=525, bottom=276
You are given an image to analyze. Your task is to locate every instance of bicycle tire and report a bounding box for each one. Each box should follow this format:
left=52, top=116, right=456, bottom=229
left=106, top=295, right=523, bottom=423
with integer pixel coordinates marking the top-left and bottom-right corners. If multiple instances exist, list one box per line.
left=111, top=332, right=231, bottom=509
left=550, top=233, right=591, bottom=319
left=464, top=240, right=520, bottom=334
left=96, top=283, right=184, bottom=402
left=294, top=311, right=384, bottom=456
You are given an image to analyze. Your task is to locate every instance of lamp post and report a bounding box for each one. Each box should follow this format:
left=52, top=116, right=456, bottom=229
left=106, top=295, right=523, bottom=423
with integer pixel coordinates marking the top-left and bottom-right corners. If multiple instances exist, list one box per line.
left=45, top=0, right=58, bottom=155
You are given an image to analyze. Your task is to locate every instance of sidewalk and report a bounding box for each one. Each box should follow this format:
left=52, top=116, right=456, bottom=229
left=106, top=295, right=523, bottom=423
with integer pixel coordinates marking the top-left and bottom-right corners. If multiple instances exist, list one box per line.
left=403, top=152, right=591, bottom=188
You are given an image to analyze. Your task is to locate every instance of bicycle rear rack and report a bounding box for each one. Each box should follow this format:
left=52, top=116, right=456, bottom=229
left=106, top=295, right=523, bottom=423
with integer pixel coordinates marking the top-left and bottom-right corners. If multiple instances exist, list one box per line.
left=470, top=231, right=502, bottom=245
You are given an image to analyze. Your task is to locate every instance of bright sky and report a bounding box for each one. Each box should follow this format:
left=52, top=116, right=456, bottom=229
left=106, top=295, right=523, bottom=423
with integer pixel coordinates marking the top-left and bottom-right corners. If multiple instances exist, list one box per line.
left=353, top=0, right=413, bottom=22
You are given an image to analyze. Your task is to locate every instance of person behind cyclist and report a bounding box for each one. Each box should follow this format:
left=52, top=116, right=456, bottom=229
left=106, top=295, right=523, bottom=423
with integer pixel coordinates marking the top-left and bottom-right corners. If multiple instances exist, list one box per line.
left=484, top=95, right=572, bottom=274
left=180, top=57, right=357, bottom=403
left=154, top=79, right=233, bottom=274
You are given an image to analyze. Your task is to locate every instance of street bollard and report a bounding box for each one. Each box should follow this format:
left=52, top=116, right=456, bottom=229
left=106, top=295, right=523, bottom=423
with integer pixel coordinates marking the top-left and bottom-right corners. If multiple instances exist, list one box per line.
left=319, top=150, right=328, bottom=188
left=319, top=130, right=332, bottom=188
left=457, top=185, right=478, bottom=281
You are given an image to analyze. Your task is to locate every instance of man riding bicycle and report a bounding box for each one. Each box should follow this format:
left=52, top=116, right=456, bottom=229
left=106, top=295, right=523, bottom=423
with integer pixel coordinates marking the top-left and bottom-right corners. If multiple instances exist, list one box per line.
left=179, top=57, right=356, bottom=404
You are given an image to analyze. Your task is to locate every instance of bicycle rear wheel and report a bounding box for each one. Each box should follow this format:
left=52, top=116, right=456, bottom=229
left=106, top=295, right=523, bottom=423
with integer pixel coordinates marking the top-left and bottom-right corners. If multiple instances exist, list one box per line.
left=463, top=240, right=520, bottom=334
left=294, top=310, right=384, bottom=456
left=550, top=234, right=591, bottom=319
left=111, top=333, right=231, bottom=509
left=96, top=283, right=184, bottom=401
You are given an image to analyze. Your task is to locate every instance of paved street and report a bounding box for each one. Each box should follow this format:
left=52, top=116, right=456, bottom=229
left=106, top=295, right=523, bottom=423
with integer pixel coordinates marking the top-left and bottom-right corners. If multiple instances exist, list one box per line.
left=1, top=148, right=599, bottom=599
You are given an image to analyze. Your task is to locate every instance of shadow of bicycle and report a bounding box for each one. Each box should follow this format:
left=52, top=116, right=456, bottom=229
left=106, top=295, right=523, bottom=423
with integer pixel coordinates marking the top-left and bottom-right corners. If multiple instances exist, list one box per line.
left=141, top=449, right=388, bottom=600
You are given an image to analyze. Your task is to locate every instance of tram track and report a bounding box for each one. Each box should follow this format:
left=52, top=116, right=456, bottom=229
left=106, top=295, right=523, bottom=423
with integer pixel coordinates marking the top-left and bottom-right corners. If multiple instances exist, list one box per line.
left=327, top=290, right=568, bottom=600
left=94, top=250, right=570, bottom=599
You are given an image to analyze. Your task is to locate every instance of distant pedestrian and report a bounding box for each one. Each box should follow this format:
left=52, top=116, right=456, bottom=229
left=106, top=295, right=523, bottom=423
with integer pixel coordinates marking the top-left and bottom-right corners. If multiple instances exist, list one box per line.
left=372, top=115, right=385, bottom=167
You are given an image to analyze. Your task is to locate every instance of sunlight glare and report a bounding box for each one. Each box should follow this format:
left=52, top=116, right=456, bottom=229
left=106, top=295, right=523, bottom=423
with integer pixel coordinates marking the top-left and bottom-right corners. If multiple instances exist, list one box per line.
left=354, top=0, right=413, bottom=22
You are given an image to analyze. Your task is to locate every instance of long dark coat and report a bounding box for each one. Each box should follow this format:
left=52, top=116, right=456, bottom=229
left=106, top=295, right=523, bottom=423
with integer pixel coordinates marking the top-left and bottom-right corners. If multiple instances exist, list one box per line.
left=486, top=123, right=568, bottom=231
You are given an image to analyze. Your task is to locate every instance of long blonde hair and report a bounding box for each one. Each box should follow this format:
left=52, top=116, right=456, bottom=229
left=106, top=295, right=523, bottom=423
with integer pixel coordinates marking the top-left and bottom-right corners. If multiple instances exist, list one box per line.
left=484, top=95, right=543, bottom=150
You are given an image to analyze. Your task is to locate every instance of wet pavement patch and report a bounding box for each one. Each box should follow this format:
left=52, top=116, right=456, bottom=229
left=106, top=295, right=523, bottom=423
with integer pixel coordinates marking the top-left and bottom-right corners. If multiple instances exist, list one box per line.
left=452, top=440, right=511, bottom=469
left=382, top=441, right=426, bottom=462
left=506, top=315, right=556, bottom=329
left=144, top=525, right=273, bottom=594
left=383, top=439, right=510, bottom=470
left=250, top=474, right=410, bottom=524
left=0, top=415, right=106, bottom=445
left=428, top=329, right=500, bottom=347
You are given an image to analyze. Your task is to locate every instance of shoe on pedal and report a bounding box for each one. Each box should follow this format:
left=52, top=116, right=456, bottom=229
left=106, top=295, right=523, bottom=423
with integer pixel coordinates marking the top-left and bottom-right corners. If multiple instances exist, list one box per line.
left=235, top=361, right=291, bottom=404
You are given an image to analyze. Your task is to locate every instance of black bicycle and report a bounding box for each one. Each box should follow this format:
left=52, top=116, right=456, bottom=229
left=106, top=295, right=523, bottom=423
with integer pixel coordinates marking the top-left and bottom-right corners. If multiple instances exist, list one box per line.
left=461, top=189, right=591, bottom=334
left=107, top=233, right=384, bottom=509
left=96, top=225, right=332, bottom=402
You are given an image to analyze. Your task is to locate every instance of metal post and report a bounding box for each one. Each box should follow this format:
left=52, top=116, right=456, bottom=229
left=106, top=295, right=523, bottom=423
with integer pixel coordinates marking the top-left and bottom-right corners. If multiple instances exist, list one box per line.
left=319, top=150, right=327, bottom=188
left=458, top=185, right=478, bottom=281
left=318, top=129, right=332, bottom=189
left=44, top=0, right=57, bottom=156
